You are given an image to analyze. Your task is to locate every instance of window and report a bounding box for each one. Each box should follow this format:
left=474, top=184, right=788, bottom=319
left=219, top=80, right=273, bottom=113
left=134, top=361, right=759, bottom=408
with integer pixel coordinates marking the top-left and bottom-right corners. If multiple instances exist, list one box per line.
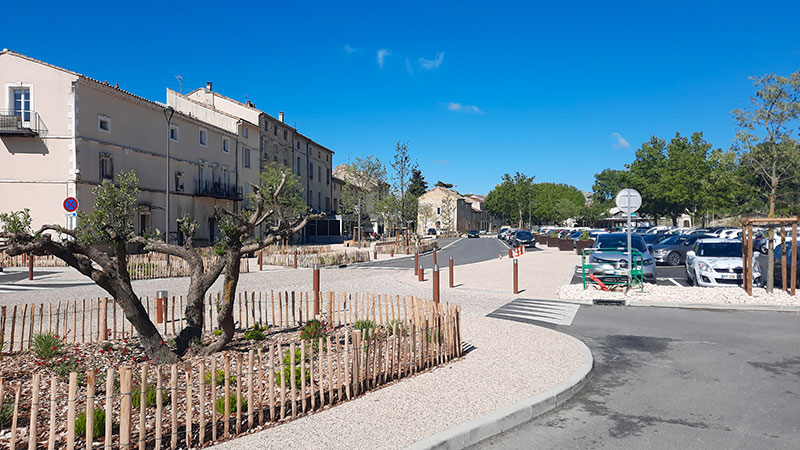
left=263, top=142, right=269, bottom=160
left=11, top=87, right=31, bottom=122
left=98, top=115, right=111, bottom=133
left=318, top=166, right=321, bottom=182
left=284, top=130, right=288, bottom=140
left=169, top=125, right=179, bottom=141
left=99, top=153, right=113, bottom=180
left=296, top=141, right=300, bottom=150
left=198, top=163, right=205, bottom=185
left=243, top=147, right=251, bottom=168
left=199, top=128, right=208, bottom=147
left=273, top=124, right=278, bottom=136
left=223, top=167, right=230, bottom=186
left=325, top=196, right=331, bottom=211
left=242, top=127, right=248, bottom=138
left=318, top=151, right=321, bottom=159
left=296, top=157, right=301, bottom=176
left=309, top=162, right=314, bottom=179
left=222, top=137, right=230, bottom=153
left=326, top=169, right=330, bottom=185
left=436, top=207, right=441, bottom=215
left=318, top=192, right=322, bottom=210
left=175, top=171, right=184, bottom=192
left=309, top=190, right=313, bottom=208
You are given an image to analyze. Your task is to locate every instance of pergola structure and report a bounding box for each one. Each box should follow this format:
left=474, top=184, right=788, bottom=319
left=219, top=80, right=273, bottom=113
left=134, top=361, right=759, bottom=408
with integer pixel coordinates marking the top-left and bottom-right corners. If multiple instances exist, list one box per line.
left=741, top=217, right=798, bottom=296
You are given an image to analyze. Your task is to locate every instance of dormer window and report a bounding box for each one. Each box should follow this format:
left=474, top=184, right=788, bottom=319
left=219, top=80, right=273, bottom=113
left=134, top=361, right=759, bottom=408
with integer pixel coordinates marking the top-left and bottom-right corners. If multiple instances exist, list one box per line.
left=98, top=115, right=111, bottom=133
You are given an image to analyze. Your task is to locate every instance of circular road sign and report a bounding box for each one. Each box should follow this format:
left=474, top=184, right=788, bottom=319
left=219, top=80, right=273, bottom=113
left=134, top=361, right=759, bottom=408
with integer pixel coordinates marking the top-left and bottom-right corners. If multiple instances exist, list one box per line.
left=63, top=197, right=79, bottom=213
left=615, top=188, right=642, bottom=214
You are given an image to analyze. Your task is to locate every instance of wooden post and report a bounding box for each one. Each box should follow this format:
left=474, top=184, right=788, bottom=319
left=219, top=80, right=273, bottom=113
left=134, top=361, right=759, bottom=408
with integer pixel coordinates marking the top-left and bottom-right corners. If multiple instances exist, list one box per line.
left=741, top=224, right=748, bottom=293
left=120, top=367, right=132, bottom=450
left=66, top=372, right=78, bottom=450
left=345, top=330, right=352, bottom=400
left=172, top=296, right=177, bottom=337
left=792, top=223, right=797, bottom=296
left=139, top=364, right=148, bottom=450
left=513, top=258, right=519, bottom=294
left=113, top=299, right=117, bottom=340
left=170, top=364, right=178, bottom=450
left=85, top=371, right=95, bottom=450
left=433, top=264, right=440, bottom=304
left=82, top=299, right=86, bottom=343
left=100, top=297, right=108, bottom=341
left=224, top=354, right=231, bottom=438
left=257, top=349, right=265, bottom=425
left=19, top=304, right=26, bottom=353
left=184, top=364, right=192, bottom=448
left=47, top=375, right=57, bottom=450
left=104, top=368, right=114, bottom=450
left=414, top=252, right=419, bottom=276
left=248, top=350, right=255, bottom=429
left=449, top=256, right=454, bottom=288
left=290, top=343, right=297, bottom=417
left=279, top=344, right=286, bottom=420
left=198, top=360, right=206, bottom=445
left=747, top=224, right=754, bottom=296
left=0, top=306, right=5, bottom=354
left=9, top=305, right=16, bottom=353
left=28, top=254, right=34, bottom=280
left=269, top=345, right=276, bottom=421
left=418, top=264, right=424, bottom=282
left=211, top=358, right=217, bottom=442
left=781, top=228, right=788, bottom=292
left=72, top=300, right=77, bottom=345
left=155, top=366, right=163, bottom=450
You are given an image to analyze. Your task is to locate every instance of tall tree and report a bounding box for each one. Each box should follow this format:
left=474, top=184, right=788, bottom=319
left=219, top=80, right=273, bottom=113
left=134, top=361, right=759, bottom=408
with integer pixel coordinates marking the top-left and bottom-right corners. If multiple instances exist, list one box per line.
left=440, top=196, right=455, bottom=231
left=733, top=70, right=800, bottom=218
left=390, top=142, right=417, bottom=226
left=408, top=169, right=428, bottom=197
left=339, top=156, right=388, bottom=244
left=435, top=181, right=454, bottom=189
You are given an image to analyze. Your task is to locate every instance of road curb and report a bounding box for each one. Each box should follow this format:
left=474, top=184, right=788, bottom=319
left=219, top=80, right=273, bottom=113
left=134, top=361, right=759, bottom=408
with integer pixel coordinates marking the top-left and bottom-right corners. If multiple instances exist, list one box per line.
left=405, top=334, right=593, bottom=450
left=626, top=302, right=800, bottom=312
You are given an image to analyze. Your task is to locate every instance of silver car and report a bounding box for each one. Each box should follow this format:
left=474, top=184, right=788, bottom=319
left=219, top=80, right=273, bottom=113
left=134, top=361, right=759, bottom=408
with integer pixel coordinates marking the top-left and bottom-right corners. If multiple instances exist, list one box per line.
left=587, top=233, right=657, bottom=283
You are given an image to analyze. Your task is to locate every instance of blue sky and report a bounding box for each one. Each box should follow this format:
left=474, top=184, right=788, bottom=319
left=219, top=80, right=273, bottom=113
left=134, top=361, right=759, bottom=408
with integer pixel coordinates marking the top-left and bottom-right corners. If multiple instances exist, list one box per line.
left=5, top=1, right=799, bottom=194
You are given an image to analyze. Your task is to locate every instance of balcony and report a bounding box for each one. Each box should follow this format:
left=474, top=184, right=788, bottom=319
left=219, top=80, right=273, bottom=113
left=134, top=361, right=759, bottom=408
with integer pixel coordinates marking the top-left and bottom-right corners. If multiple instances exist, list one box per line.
left=194, top=180, right=243, bottom=200
left=0, top=110, right=46, bottom=137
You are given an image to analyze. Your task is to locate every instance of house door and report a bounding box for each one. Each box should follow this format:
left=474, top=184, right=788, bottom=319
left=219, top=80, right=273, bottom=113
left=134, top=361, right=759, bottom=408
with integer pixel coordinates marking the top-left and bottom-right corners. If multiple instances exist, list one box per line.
left=12, top=88, right=31, bottom=124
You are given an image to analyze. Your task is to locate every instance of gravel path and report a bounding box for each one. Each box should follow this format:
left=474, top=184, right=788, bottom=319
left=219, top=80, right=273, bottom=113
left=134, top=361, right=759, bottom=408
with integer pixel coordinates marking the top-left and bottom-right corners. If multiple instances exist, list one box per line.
left=0, top=246, right=586, bottom=449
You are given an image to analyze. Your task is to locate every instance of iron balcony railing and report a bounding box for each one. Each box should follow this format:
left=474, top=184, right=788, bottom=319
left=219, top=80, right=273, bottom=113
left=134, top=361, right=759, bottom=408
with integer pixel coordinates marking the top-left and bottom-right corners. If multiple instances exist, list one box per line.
left=194, top=180, right=243, bottom=200
left=0, top=110, right=47, bottom=136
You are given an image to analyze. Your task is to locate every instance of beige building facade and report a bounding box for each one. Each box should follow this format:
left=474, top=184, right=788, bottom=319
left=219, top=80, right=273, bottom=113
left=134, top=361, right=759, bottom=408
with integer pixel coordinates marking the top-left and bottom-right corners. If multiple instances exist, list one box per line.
left=417, top=186, right=501, bottom=234
left=0, top=50, right=340, bottom=245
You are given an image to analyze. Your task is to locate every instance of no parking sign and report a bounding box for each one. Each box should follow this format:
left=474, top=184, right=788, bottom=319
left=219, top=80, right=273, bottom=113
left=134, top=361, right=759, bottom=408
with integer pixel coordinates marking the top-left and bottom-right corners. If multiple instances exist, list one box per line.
left=63, top=197, right=78, bottom=212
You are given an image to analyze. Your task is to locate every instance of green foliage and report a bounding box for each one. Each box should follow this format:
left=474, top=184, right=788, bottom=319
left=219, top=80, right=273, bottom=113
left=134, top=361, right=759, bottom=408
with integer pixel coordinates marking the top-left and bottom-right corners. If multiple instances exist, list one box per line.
left=75, top=408, right=107, bottom=439
left=354, top=319, right=376, bottom=339
left=408, top=169, right=428, bottom=197
left=386, top=319, right=407, bottom=335
left=205, top=370, right=236, bottom=387
left=0, top=208, right=33, bottom=235
left=0, top=399, right=14, bottom=427
left=274, top=348, right=310, bottom=390
left=131, top=385, right=169, bottom=408
left=77, top=170, right=140, bottom=245
left=52, top=357, right=84, bottom=383
left=244, top=324, right=267, bottom=341
left=579, top=230, right=590, bottom=241
left=300, top=319, right=327, bottom=342
left=212, top=329, right=222, bottom=336
left=32, top=332, right=64, bottom=360
left=215, top=396, right=247, bottom=415
left=339, top=156, right=389, bottom=226
left=435, top=181, right=454, bottom=189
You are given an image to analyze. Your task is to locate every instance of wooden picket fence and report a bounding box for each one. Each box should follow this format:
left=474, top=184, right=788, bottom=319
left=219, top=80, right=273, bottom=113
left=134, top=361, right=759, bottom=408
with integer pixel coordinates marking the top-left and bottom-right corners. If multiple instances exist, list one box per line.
left=258, top=250, right=372, bottom=268
left=0, top=296, right=461, bottom=449
left=374, top=240, right=437, bottom=255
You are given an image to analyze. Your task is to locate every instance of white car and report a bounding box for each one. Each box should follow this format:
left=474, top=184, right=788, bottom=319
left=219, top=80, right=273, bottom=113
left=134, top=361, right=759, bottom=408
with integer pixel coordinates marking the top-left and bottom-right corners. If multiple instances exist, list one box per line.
left=685, top=238, right=761, bottom=287
left=718, top=229, right=741, bottom=240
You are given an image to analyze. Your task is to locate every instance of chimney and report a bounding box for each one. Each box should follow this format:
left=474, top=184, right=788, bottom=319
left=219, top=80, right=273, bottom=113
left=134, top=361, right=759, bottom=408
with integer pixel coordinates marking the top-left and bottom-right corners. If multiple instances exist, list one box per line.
left=279, top=112, right=285, bottom=123
left=206, top=81, right=213, bottom=92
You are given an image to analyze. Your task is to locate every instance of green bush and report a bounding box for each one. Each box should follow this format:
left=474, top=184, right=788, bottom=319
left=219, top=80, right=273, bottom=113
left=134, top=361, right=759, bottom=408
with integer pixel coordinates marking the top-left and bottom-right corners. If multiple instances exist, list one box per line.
left=580, top=230, right=590, bottom=241
left=215, top=396, right=247, bottom=415
left=300, top=319, right=326, bottom=342
left=244, top=324, right=267, bottom=341
left=32, top=332, right=64, bottom=360
left=75, top=408, right=107, bottom=439
left=354, top=319, right=376, bottom=339
left=275, top=365, right=310, bottom=390
left=212, top=329, right=222, bottom=336
left=52, top=357, right=84, bottom=383
left=0, top=400, right=14, bottom=427
left=131, top=385, right=169, bottom=408
left=386, top=319, right=406, bottom=336
left=205, top=370, right=236, bottom=387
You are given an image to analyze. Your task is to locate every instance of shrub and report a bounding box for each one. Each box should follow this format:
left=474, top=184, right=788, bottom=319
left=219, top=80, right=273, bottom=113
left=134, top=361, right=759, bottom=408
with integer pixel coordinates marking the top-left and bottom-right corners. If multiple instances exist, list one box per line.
left=300, top=320, right=326, bottom=342
left=52, top=357, right=84, bottom=383
left=32, top=332, right=64, bottom=360
left=0, top=400, right=14, bottom=427
left=212, top=329, right=222, bottom=336
left=386, top=319, right=407, bottom=336
left=354, top=319, right=375, bottom=339
left=215, top=396, right=247, bottom=415
left=131, top=385, right=169, bottom=408
left=275, top=365, right=310, bottom=390
left=205, top=370, right=236, bottom=387
left=75, top=408, right=107, bottom=439
left=580, top=230, right=590, bottom=241
left=244, top=324, right=267, bottom=341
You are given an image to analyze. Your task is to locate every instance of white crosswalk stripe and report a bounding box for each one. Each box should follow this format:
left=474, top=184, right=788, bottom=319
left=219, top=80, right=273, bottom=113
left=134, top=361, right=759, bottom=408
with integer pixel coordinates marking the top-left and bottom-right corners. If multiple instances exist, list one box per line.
left=487, top=299, right=581, bottom=326
left=0, top=283, right=86, bottom=293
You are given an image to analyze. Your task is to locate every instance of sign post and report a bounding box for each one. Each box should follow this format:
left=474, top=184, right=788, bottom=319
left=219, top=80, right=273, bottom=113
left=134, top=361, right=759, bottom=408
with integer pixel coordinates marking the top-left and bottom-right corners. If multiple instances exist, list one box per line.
left=615, top=188, right=642, bottom=287
left=63, top=197, right=78, bottom=230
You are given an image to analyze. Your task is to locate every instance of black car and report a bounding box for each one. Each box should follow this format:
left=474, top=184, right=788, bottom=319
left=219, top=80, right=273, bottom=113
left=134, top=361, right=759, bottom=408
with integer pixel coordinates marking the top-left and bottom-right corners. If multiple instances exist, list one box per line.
left=512, top=230, right=536, bottom=248
left=774, top=244, right=799, bottom=288
left=467, top=230, right=479, bottom=238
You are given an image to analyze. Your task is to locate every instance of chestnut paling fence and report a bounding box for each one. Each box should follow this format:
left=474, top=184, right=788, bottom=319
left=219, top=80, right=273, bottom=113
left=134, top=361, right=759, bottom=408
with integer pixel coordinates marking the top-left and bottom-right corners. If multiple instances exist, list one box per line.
left=0, top=252, right=249, bottom=281
left=0, top=289, right=445, bottom=351
left=0, top=295, right=461, bottom=449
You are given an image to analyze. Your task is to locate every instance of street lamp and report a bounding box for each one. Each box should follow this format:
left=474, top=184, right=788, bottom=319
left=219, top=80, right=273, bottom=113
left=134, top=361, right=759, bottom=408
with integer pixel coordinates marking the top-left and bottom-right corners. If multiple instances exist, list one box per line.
left=163, top=106, right=175, bottom=244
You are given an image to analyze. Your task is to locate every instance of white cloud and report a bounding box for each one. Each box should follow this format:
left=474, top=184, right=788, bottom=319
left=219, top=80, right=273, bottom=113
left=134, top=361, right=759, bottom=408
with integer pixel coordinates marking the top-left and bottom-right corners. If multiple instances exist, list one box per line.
left=419, top=51, right=445, bottom=70
left=448, top=102, right=482, bottom=113
left=377, top=49, right=391, bottom=68
left=405, top=58, right=414, bottom=75
left=343, top=44, right=356, bottom=54
left=611, top=132, right=630, bottom=149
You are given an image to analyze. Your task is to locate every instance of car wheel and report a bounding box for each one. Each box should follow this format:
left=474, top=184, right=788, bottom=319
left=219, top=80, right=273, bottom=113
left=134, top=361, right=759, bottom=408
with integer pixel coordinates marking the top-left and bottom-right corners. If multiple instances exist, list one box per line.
left=667, top=252, right=681, bottom=266
left=761, top=245, right=768, bottom=254
left=686, top=269, right=694, bottom=286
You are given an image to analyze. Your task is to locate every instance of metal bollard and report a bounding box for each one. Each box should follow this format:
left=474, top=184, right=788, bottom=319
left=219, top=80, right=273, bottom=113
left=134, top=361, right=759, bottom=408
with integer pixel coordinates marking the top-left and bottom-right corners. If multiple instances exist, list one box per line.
left=374, top=250, right=378, bottom=260
left=313, top=264, right=320, bottom=312
left=258, top=250, right=263, bottom=271
left=433, top=249, right=438, bottom=265
left=418, top=265, right=424, bottom=282
left=156, top=290, right=168, bottom=323
left=294, top=250, right=298, bottom=269
left=390, top=248, right=394, bottom=257
left=28, top=254, right=34, bottom=280
left=449, top=256, right=454, bottom=288
left=509, top=248, right=514, bottom=259
left=513, top=259, right=519, bottom=294
left=414, top=252, right=419, bottom=276
left=433, top=264, right=440, bottom=303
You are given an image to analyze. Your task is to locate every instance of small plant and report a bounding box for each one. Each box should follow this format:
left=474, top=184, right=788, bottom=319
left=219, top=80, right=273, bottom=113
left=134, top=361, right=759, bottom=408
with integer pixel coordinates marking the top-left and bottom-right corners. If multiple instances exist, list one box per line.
left=0, top=399, right=14, bottom=427
left=212, top=329, right=222, bottom=336
left=274, top=348, right=310, bottom=390
left=75, top=408, right=107, bottom=439
left=205, top=370, right=236, bottom=387
left=244, top=324, right=267, bottom=341
left=52, top=357, right=84, bottom=383
left=580, top=230, right=590, bottom=241
left=32, top=332, right=64, bottom=360
left=386, top=319, right=407, bottom=336
left=426, top=327, right=441, bottom=344
left=101, top=341, right=114, bottom=351
left=131, top=385, right=169, bottom=408
left=300, top=319, right=326, bottom=341
left=215, top=396, right=247, bottom=415
left=354, top=319, right=376, bottom=339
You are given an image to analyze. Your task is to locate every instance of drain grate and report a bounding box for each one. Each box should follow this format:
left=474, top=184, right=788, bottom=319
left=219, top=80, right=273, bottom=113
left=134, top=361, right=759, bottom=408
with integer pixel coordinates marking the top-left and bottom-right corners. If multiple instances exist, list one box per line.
left=593, top=298, right=626, bottom=306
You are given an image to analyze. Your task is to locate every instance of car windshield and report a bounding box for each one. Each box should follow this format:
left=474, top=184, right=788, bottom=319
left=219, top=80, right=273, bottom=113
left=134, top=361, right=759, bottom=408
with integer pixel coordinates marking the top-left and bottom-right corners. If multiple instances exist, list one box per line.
left=697, top=242, right=742, bottom=258
left=596, top=235, right=647, bottom=252
left=658, top=236, right=688, bottom=246
left=516, top=231, right=532, bottom=239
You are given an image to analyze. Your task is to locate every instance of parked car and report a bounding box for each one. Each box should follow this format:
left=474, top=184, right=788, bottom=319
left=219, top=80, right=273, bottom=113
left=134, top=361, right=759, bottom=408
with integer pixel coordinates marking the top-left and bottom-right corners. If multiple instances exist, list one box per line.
left=774, top=244, right=799, bottom=288
left=427, top=228, right=437, bottom=236
left=587, top=233, right=657, bottom=283
left=467, top=230, right=479, bottom=238
left=512, top=230, right=536, bottom=248
left=650, top=234, right=713, bottom=266
left=685, top=239, right=761, bottom=287
left=641, top=233, right=668, bottom=245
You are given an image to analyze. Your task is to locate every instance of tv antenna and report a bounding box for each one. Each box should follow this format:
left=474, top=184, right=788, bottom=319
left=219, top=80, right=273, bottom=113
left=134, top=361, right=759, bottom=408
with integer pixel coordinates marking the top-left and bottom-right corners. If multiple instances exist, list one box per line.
left=175, top=75, right=183, bottom=94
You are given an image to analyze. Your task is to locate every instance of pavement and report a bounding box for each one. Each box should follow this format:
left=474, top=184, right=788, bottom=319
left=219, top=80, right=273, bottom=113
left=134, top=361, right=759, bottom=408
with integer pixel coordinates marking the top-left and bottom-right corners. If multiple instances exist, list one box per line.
left=469, top=305, right=800, bottom=450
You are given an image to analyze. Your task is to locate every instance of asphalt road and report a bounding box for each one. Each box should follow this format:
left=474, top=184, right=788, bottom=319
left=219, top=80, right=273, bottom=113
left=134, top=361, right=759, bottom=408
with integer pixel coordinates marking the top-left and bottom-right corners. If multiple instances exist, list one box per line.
left=354, top=236, right=516, bottom=269
left=471, top=305, right=800, bottom=450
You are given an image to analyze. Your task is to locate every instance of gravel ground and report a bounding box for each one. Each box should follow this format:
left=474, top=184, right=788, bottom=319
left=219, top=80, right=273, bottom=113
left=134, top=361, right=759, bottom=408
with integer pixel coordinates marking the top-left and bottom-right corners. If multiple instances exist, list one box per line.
left=1, top=246, right=585, bottom=449
left=558, top=282, right=800, bottom=306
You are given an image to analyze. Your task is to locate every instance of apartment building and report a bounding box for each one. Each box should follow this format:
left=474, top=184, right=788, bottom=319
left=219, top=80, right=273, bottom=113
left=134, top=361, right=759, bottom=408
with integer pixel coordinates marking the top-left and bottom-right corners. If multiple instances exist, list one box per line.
left=417, top=186, right=501, bottom=234
left=0, top=50, right=339, bottom=245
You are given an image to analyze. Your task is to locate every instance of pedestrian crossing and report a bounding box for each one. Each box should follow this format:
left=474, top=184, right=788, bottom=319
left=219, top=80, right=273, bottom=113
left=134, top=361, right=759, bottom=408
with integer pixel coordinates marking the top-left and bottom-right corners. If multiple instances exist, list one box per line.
left=0, top=283, right=89, bottom=293
left=487, top=299, right=581, bottom=326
